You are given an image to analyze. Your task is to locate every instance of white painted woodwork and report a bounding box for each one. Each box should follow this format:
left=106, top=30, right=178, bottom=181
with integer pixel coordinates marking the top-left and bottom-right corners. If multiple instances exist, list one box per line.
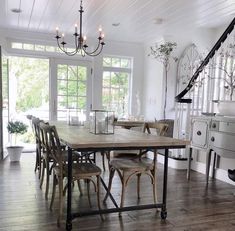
left=0, top=0, right=234, bottom=43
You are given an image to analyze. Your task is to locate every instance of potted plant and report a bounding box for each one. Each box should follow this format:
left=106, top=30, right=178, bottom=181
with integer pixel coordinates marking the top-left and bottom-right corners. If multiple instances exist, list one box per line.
left=7, top=121, right=28, bottom=162
left=148, top=41, right=178, bottom=119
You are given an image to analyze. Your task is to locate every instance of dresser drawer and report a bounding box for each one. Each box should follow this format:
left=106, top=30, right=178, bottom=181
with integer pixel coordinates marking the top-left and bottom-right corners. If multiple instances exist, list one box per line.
left=210, top=131, right=235, bottom=152
left=219, top=121, right=235, bottom=134
left=191, top=119, right=209, bottom=149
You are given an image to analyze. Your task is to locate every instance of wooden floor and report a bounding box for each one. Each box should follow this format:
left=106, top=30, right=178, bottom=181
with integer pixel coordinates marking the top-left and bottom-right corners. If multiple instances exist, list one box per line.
left=1, top=153, right=235, bottom=231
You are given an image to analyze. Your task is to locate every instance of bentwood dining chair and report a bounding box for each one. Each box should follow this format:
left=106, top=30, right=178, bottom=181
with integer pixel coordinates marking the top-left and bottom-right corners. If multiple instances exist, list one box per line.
left=103, top=122, right=168, bottom=211
left=31, top=117, right=43, bottom=178
left=39, top=122, right=103, bottom=226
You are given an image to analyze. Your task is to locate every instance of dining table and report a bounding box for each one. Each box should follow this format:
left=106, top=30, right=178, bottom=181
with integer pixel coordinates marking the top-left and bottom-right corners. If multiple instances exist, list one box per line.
left=53, top=122, right=190, bottom=231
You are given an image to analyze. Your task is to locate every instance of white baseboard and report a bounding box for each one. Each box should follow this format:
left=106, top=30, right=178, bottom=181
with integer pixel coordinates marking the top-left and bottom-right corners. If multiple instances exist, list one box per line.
left=191, top=161, right=235, bottom=186
left=157, top=154, right=188, bottom=169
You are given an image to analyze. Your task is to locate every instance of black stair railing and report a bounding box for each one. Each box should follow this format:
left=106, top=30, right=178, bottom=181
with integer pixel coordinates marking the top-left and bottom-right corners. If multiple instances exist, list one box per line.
left=175, top=17, right=235, bottom=103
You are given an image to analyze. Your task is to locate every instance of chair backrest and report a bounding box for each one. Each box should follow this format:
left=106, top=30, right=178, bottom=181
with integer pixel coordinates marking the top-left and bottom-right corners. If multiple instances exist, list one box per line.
left=32, top=117, right=41, bottom=143
left=39, top=122, right=63, bottom=165
left=143, top=122, right=168, bottom=136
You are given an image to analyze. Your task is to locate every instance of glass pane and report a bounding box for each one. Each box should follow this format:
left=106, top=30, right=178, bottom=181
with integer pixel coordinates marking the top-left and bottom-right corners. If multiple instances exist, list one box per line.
left=102, top=88, right=110, bottom=105
left=103, top=57, right=111, bottom=67
left=111, top=88, right=119, bottom=101
left=68, top=81, right=77, bottom=96
left=78, top=81, right=86, bottom=96
left=68, top=97, right=77, bottom=108
left=103, top=72, right=110, bottom=87
left=45, top=46, right=55, bottom=52
left=78, top=66, right=87, bottom=81
left=112, top=58, right=120, bottom=67
left=23, top=43, right=34, bottom=50
left=119, top=72, right=129, bottom=86
left=58, top=96, right=67, bottom=108
left=121, top=59, right=130, bottom=68
left=68, top=65, right=77, bottom=81
left=12, top=42, right=23, bottom=49
left=58, top=65, right=67, bottom=80
left=35, top=45, right=45, bottom=51
left=78, top=97, right=86, bottom=109
left=111, top=72, right=120, bottom=86
left=58, top=80, right=67, bottom=95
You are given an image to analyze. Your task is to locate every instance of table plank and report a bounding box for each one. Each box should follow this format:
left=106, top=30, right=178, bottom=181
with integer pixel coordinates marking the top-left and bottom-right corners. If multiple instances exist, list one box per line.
left=53, top=123, right=189, bottom=150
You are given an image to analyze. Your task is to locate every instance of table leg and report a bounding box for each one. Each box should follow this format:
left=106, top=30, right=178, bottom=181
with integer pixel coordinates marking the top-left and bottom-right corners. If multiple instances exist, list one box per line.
left=206, top=149, right=212, bottom=184
left=187, top=147, right=192, bottom=180
left=66, top=147, right=73, bottom=231
left=161, top=149, right=168, bottom=219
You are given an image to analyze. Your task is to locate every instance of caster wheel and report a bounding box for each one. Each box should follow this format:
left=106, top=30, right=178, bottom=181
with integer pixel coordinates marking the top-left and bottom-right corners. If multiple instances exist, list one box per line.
left=161, top=211, right=167, bottom=219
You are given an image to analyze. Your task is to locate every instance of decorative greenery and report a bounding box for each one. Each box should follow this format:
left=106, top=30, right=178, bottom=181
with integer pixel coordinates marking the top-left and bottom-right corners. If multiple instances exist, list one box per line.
left=7, top=121, right=28, bottom=145
left=149, top=41, right=178, bottom=119
left=7, top=121, right=28, bottom=134
left=210, top=45, right=235, bottom=100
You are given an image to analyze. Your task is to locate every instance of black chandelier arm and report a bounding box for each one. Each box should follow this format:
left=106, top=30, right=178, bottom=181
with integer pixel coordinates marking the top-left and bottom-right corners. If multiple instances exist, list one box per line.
left=82, top=42, right=105, bottom=57
left=56, top=38, right=80, bottom=56
left=82, top=38, right=105, bottom=56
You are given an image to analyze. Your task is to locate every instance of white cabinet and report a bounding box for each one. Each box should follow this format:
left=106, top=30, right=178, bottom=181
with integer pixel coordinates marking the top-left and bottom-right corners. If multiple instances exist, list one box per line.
left=190, top=116, right=235, bottom=182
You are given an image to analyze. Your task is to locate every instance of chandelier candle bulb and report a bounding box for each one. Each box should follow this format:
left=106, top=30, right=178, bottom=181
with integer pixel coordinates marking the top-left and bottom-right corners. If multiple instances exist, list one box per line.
left=56, top=27, right=59, bottom=36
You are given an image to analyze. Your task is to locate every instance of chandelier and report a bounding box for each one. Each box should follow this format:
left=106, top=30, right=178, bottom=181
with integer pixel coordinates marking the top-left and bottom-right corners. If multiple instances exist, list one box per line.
left=55, top=0, right=105, bottom=57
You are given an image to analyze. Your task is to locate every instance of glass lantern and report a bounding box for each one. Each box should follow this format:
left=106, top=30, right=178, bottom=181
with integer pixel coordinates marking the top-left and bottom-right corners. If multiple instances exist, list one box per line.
left=67, top=108, right=86, bottom=126
left=89, top=110, right=114, bottom=134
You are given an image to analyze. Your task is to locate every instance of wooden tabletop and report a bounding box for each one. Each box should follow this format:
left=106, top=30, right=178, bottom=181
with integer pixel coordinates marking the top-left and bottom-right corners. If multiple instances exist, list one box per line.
left=52, top=122, right=189, bottom=151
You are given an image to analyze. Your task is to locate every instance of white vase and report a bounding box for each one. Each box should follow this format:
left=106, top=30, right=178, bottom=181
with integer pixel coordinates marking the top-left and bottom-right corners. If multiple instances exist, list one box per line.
left=7, top=146, right=24, bottom=162
left=217, top=101, right=235, bottom=116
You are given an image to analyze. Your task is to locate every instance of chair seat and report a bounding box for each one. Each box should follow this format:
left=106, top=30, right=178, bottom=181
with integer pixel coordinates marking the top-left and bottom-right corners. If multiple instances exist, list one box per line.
left=110, top=157, right=154, bottom=171
left=54, top=163, right=102, bottom=178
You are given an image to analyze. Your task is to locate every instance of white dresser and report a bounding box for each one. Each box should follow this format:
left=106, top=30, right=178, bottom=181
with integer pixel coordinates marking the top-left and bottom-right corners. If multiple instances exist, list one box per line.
left=190, top=115, right=235, bottom=182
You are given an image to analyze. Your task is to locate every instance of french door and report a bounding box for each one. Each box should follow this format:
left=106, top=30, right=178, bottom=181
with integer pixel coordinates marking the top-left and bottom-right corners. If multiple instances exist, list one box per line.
left=50, top=59, right=92, bottom=121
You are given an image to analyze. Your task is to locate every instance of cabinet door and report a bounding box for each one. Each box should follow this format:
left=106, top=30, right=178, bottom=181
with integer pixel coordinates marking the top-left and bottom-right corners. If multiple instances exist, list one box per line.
left=191, top=119, right=209, bottom=149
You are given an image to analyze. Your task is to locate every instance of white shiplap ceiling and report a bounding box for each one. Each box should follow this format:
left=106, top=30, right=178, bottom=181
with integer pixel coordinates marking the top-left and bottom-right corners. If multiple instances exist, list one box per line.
left=0, top=0, right=234, bottom=43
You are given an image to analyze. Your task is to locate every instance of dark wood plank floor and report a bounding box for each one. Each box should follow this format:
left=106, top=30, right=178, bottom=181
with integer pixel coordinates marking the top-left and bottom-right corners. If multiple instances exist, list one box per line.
left=1, top=153, right=235, bottom=231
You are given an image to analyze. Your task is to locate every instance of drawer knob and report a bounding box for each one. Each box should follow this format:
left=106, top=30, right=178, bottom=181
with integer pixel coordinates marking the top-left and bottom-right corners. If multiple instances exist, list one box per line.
left=211, top=136, right=215, bottom=142
left=212, top=123, right=216, bottom=128
left=197, top=131, right=202, bottom=136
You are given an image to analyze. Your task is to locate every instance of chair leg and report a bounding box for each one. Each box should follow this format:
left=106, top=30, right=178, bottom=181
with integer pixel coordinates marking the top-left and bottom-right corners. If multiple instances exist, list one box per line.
left=87, top=180, right=92, bottom=208
left=101, top=152, right=106, bottom=171
left=45, top=159, right=50, bottom=200
left=57, top=175, right=63, bottom=227
left=119, top=172, right=127, bottom=216
left=40, top=159, right=45, bottom=189
left=34, top=146, right=39, bottom=172
left=77, top=180, right=83, bottom=196
left=103, top=168, right=115, bottom=203
left=50, top=173, right=57, bottom=211
left=38, top=154, right=42, bottom=180
left=150, top=169, right=157, bottom=204
left=137, top=173, right=141, bottom=199
left=96, top=176, right=104, bottom=221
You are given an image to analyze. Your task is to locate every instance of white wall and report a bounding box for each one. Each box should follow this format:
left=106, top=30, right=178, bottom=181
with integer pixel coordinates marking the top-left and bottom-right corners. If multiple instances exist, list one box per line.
left=143, top=28, right=216, bottom=121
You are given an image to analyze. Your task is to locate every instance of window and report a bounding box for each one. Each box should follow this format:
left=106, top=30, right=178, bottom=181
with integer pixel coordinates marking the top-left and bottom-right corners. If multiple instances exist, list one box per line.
left=57, top=64, right=87, bottom=120
left=102, top=56, right=132, bottom=116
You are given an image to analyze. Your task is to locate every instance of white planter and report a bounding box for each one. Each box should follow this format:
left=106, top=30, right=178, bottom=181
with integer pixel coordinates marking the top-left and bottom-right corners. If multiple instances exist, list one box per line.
left=7, top=146, right=24, bottom=162
left=217, top=101, right=235, bottom=116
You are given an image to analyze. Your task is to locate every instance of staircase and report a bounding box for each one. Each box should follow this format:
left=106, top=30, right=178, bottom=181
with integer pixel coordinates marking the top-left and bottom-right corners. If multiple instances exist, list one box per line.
left=173, top=17, right=235, bottom=159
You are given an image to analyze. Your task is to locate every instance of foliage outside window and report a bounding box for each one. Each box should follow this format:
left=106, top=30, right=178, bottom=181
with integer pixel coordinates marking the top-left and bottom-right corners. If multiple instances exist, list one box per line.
left=102, top=57, right=132, bottom=117
left=57, top=64, right=87, bottom=120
